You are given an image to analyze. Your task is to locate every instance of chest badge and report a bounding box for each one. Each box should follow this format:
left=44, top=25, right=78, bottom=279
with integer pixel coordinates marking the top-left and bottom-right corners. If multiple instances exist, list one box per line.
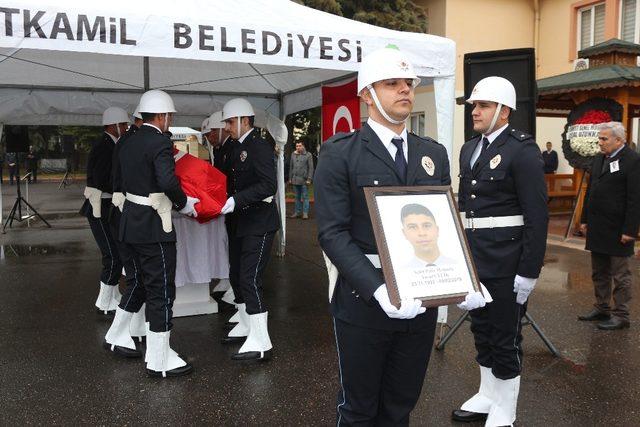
left=421, top=156, right=435, bottom=176
left=240, top=151, right=248, bottom=162
left=490, top=154, right=501, bottom=169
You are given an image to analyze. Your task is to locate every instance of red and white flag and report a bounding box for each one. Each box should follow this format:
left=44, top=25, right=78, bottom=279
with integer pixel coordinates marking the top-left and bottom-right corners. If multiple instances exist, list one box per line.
left=321, top=79, right=361, bottom=142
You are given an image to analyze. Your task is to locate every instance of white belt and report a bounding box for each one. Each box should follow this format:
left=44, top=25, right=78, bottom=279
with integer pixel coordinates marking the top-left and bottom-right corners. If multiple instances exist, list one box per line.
left=460, top=212, right=524, bottom=229
left=126, top=193, right=152, bottom=206
left=101, top=192, right=112, bottom=199
left=125, top=192, right=173, bottom=233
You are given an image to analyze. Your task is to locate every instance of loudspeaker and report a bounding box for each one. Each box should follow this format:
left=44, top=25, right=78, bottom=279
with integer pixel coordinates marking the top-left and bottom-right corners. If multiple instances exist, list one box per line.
left=4, top=125, right=30, bottom=153
left=463, top=48, right=536, bottom=141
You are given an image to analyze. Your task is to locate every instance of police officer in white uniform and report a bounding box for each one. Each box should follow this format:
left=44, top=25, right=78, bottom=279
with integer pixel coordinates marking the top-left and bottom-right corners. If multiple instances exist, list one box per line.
left=118, top=90, right=200, bottom=377
left=316, top=46, right=461, bottom=425
left=80, top=107, right=129, bottom=315
left=451, top=77, right=548, bottom=426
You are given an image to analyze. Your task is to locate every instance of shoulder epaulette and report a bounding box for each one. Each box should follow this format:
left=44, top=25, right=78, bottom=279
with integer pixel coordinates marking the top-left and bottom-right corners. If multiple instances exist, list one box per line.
left=325, top=131, right=356, bottom=144
left=510, top=128, right=532, bottom=141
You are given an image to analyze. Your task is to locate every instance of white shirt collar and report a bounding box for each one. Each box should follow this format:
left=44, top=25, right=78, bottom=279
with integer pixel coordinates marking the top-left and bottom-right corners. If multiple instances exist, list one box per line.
left=105, top=131, right=118, bottom=144
left=239, top=128, right=253, bottom=143
left=142, top=123, right=163, bottom=134
left=367, top=118, right=408, bottom=148
left=484, top=122, right=509, bottom=144
left=608, top=144, right=625, bottom=158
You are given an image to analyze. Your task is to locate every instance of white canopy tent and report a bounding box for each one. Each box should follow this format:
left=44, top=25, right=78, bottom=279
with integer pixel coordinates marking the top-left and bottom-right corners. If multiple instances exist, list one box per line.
left=0, top=0, right=456, bottom=252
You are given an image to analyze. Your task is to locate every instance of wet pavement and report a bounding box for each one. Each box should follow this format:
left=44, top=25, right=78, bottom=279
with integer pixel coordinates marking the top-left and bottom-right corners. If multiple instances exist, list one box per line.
left=1, top=211, right=639, bottom=426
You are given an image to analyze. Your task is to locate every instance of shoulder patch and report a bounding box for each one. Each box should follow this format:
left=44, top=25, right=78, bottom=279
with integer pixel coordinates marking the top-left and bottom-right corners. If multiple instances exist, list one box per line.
left=325, top=131, right=356, bottom=144
left=510, top=128, right=532, bottom=141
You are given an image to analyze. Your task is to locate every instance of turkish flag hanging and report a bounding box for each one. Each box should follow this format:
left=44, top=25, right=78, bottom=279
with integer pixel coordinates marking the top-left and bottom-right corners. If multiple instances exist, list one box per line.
left=321, top=79, right=361, bottom=142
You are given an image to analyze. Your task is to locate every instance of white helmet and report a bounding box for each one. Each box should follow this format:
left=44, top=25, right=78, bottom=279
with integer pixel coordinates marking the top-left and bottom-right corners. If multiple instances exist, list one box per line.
left=208, top=111, right=225, bottom=129
left=201, top=117, right=212, bottom=134
left=102, top=107, right=130, bottom=126
left=466, top=76, right=517, bottom=110
left=137, top=89, right=177, bottom=113
left=222, top=98, right=254, bottom=120
left=132, top=105, right=142, bottom=120
left=357, top=46, right=420, bottom=95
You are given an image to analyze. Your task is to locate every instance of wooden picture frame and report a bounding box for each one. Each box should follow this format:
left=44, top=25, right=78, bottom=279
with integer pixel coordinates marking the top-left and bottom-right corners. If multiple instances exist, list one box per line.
left=364, top=186, right=481, bottom=308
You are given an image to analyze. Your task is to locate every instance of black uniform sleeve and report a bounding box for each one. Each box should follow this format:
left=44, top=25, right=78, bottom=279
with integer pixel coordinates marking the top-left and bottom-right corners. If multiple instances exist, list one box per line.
left=153, top=139, right=187, bottom=210
left=234, top=141, right=277, bottom=209
left=86, top=144, right=97, bottom=187
left=315, top=141, right=383, bottom=302
left=112, top=144, right=122, bottom=192
left=512, top=139, right=548, bottom=278
left=623, top=153, right=640, bottom=237
left=438, top=143, right=452, bottom=186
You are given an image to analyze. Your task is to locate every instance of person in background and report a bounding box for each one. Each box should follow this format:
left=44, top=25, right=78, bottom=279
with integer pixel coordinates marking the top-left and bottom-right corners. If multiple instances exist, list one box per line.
left=542, top=141, right=558, bottom=174
left=6, top=151, right=17, bottom=185
left=578, top=121, right=640, bottom=330
left=288, top=139, right=314, bottom=219
left=26, top=145, right=38, bottom=183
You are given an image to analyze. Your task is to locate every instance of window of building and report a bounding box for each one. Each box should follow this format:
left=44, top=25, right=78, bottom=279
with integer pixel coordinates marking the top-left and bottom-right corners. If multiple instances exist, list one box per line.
left=578, top=2, right=606, bottom=51
left=410, top=112, right=425, bottom=137
left=620, top=0, right=639, bottom=43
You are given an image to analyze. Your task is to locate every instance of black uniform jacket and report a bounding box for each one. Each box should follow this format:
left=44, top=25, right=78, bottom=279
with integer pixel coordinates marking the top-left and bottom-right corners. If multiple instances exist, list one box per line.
left=315, top=123, right=451, bottom=331
left=79, top=133, right=116, bottom=219
left=213, top=137, right=234, bottom=174
left=458, top=127, right=548, bottom=280
left=118, top=124, right=187, bottom=244
left=582, top=145, right=640, bottom=257
left=108, top=124, right=138, bottom=225
left=227, top=128, right=280, bottom=237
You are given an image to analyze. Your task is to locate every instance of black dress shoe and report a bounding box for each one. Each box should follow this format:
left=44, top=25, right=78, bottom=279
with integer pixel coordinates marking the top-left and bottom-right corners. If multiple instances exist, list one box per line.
left=597, top=317, right=630, bottom=330
left=451, top=409, right=488, bottom=422
left=578, top=308, right=610, bottom=321
left=221, top=336, right=246, bottom=344
left=231, top=350, right=272, bottom=361
left=147, top=363, right=194, bottom=378
left=103, top=341, right=142, bottom=358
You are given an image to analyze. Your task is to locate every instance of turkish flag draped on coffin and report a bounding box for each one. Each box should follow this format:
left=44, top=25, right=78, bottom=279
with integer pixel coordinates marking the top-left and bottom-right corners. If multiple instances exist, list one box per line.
left=321, top=79, right=361, bottom=142
left=173, top=148, right=227, bottom=223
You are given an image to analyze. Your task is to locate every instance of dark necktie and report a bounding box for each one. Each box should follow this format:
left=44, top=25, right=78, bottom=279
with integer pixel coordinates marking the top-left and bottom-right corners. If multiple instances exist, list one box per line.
left=391, top=137, right=407, bottom=183
left=473, top=137, right=490, bottom=170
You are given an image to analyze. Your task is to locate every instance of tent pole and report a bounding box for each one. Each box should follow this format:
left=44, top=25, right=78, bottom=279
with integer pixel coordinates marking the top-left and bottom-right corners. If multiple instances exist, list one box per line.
left=143, top=57, right=150, bottom=91
left=276, top=94, right=287, bottom=257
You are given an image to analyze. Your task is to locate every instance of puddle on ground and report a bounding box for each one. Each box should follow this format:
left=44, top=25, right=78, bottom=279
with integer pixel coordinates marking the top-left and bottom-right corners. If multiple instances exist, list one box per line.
left=1, top=243, right=85, bottom=258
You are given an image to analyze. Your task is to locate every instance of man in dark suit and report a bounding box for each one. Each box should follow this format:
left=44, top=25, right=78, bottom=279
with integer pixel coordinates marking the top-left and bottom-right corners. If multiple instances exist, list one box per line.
left=79, top=107, right=130, bottom=316
left=315, top=46, right=454, bottom=425
left=451, top=76, right=548, bottom=426
left=578, top=122, right=640, bottom=330
left=118, top=90, right=199, bottom=377
left=542, top=141, right=559, bottom=174
left=219, top=98, right=280, bottom=361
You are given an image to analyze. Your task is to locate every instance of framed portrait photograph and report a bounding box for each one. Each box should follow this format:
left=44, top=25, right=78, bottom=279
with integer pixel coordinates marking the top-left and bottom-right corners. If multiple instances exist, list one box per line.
left=364, top=186, right=481, bottom=308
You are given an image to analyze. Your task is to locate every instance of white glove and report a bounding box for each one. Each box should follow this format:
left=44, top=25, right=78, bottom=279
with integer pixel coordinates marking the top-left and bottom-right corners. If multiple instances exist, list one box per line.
left=513, top=275, right=536, bottom=305
left=179, top=196, right=199, bottom=218
left=221, top=197, right=235, bottom=215
left=457, top=283, right=493, bottom=311
left=373, top=285, right=426, bottom=320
